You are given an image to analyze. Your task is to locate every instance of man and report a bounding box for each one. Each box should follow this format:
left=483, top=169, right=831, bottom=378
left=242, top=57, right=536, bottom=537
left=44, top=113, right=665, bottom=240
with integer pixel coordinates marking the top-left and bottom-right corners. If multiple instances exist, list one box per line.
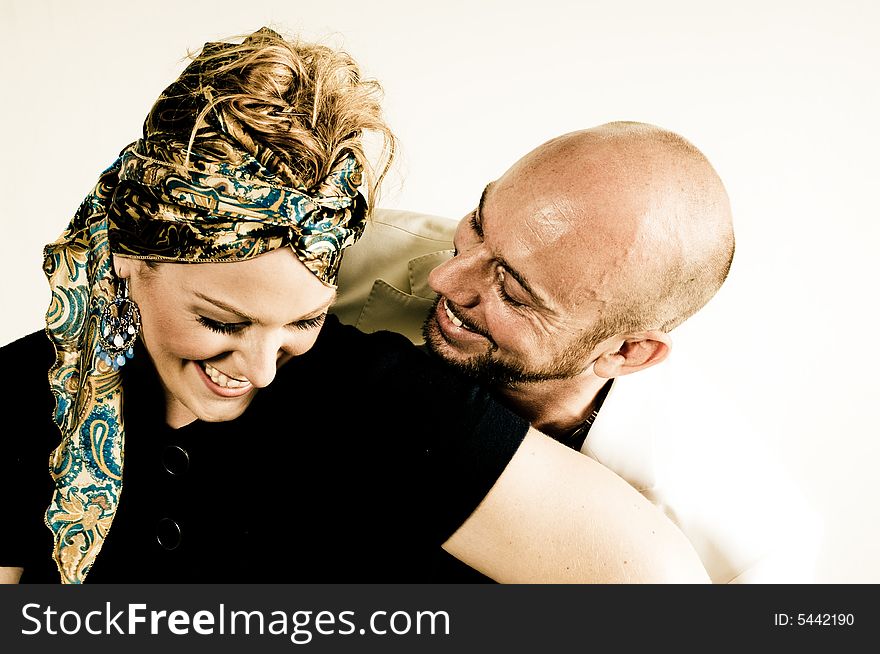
left=333, top=122, right=820, bottom=583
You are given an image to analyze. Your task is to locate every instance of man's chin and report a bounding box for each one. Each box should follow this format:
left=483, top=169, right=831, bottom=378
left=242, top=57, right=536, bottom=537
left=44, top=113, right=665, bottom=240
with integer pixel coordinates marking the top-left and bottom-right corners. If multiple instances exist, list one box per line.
left=423, top=318, right=476, bottom=365
left=422, top=317, right=580, bottom=387
left=423, top=321, right=522, bottom=386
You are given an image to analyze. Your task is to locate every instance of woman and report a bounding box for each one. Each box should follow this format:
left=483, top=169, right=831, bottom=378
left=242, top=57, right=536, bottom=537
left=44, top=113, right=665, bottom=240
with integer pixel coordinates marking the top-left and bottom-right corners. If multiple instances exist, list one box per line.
left=0, top=28, right=708, bottom=583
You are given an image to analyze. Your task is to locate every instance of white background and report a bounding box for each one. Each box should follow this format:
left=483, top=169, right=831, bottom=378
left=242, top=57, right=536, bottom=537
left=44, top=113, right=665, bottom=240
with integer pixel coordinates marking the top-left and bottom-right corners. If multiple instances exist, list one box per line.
left=1, top=0, right=877, bottom=582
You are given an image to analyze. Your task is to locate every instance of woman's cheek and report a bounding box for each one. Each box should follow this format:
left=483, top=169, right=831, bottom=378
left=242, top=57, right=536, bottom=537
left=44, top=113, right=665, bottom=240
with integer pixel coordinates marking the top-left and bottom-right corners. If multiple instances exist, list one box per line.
left=163, top=325, right=229, bottom=362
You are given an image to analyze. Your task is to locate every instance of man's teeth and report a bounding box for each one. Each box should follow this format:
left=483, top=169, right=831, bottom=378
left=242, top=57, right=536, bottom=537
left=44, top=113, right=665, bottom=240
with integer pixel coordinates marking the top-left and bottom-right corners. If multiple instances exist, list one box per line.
left=203, top=362, right=249, bottom=389
left=444, top=300, right=468, bottom=330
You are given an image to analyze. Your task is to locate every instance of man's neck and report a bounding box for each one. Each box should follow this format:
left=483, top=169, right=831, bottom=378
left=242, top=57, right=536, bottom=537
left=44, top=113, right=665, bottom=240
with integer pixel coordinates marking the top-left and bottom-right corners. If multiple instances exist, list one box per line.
left=493, top=373, right=610, bottom=441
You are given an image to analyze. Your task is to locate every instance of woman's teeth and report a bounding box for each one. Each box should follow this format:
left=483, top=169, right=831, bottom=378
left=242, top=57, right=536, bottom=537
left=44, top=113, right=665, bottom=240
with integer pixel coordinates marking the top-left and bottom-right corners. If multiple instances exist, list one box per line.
left=444, top=300, right=468, bottom=330
left=202, top=362, right=250, bottom=389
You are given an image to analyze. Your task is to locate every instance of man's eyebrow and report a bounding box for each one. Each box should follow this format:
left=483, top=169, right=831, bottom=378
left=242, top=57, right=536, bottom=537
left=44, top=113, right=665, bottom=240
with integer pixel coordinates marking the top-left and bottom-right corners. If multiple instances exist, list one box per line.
left=472, top=184, right=490, bottom=237
left=193, top=291, right=336, bottom=324
left=478, top=183, right=552, bottom=311
left=496, top=254, right=551, bottom=310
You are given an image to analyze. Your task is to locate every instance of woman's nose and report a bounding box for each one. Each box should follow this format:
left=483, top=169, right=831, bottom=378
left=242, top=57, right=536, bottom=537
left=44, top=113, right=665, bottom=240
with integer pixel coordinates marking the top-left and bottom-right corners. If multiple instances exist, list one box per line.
left=236, top=335, right=282, bottom=388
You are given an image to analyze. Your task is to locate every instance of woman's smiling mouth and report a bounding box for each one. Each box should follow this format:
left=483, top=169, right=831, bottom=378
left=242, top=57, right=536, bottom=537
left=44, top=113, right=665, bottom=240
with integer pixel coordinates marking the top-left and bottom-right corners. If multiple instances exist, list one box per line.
left=195, top=361, right=254, bottom=397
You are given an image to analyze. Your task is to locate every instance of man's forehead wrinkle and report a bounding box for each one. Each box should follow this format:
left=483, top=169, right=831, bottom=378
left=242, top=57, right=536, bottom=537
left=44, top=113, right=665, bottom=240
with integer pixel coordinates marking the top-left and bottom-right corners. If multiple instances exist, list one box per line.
left=490, top=150, right=658, bottom=314
left=532, top=197, right=640, bottom=314
left=520, top=202, right=572, bottom=253
left=483, top=181, right=557, bottom=311
left=533, top=194, right=582, bottom=245
left=493, top=168, right=581, bottom=244
left=491, top=169, right=601, bottom=309
left=478, top=125, right=732, bottom=332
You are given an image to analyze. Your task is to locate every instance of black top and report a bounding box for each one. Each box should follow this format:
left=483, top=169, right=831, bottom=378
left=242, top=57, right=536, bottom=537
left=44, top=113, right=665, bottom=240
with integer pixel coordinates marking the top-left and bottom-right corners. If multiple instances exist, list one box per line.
left=0, top=316, right=528, bottom=582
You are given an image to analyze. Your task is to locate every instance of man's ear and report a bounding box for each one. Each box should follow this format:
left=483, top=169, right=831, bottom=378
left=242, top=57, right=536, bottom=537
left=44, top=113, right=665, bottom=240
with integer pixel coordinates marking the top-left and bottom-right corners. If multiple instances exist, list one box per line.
left=592, top=330, right=672, bottom=379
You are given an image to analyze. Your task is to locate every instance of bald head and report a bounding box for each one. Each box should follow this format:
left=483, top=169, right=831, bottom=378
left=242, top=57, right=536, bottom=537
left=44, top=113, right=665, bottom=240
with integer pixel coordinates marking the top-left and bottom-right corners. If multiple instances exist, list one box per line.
left=424, top=121, right=734, bottom=389
left=499, top=121, right=734, bottom=335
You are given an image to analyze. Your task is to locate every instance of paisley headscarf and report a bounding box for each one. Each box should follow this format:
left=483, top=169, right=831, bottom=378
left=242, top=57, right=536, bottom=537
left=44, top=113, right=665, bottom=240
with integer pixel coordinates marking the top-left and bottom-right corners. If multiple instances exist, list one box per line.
left=41, top=33, right=367, bottom=583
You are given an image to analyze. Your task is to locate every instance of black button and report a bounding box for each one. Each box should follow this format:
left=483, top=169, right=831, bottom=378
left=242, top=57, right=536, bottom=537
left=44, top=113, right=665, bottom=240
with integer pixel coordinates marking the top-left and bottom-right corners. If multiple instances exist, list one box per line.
left=162, top=445, right=189, bottom=476
left=156, top=517, right=182, bottom=550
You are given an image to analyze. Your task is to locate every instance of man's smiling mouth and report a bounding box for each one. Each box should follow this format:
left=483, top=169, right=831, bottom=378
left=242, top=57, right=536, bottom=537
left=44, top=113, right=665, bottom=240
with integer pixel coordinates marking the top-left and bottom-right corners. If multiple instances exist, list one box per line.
left=444, top=299, right=481, bottom=334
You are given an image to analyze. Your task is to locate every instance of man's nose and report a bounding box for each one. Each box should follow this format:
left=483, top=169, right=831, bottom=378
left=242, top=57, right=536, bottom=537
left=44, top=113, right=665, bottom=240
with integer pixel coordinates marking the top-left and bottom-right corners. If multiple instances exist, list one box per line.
left=428, top=250, right=483, bottom=308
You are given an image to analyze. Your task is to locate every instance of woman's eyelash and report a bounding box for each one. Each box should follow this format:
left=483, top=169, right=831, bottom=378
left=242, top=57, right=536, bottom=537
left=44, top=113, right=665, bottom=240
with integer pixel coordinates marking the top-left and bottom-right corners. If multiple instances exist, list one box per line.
left=292, top=314, right=327, bottom=331
left=199, top=313, right=327, bottom=334
left=197, top=316, right=244, bottom=334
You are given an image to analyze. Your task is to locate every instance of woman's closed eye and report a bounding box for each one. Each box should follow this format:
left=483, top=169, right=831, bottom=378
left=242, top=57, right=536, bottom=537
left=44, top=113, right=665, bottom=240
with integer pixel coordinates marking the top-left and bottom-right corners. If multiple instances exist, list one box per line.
left=197, top=316, right=246, bottom=335
left=197, top=313, right=327, bottom=335
left=291, top=313, right=327, bottom=331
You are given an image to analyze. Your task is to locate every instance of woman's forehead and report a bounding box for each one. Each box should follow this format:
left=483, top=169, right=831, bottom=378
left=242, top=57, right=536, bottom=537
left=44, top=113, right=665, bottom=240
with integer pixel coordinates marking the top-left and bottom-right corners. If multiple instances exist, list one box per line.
left=153, top=249, right=336, bottom=319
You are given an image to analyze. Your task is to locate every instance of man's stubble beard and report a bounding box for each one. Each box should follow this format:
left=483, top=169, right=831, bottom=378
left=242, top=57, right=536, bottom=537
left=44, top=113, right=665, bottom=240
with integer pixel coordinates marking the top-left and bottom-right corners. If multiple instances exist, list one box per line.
left=421, top=297, right=595, bottom=388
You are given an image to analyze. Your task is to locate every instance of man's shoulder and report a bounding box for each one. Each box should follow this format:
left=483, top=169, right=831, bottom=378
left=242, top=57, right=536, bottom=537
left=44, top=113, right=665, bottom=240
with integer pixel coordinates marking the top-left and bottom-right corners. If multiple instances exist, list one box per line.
left=286, top=314, right=438, bottom=392
left=311, top=314, right=419, bottom=361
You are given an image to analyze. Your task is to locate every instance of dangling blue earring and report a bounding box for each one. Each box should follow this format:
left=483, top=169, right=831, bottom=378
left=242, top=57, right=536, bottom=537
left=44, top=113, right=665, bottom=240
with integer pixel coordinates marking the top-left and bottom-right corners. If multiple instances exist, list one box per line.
left=96, top=278, right=141, bottom=370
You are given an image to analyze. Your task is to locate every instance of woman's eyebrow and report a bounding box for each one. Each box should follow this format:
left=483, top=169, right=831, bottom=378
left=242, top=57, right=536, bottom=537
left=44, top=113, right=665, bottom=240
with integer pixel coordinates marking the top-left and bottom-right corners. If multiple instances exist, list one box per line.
left=193, top=291, right=337, bottom=324
left=192, top=292, right=257, bottom=322
left=296, top=298, right=336, bottom=322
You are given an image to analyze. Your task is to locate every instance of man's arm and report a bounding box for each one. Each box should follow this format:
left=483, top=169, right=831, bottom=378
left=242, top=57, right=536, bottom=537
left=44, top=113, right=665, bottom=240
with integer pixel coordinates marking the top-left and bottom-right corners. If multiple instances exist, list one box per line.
left=444, top=428, right=711, bottom=583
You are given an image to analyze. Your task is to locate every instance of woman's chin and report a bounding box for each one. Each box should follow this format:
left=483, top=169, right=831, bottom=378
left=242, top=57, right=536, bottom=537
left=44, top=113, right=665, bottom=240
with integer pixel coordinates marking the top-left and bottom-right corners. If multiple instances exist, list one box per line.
left=192, top=392, right=255, bottom=423
left=163, top=387, right=255, bottom=428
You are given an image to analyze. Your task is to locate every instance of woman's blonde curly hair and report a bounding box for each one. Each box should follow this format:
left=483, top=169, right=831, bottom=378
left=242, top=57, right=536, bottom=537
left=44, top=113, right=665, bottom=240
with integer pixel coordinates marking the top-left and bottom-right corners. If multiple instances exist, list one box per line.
left=146, top=27, right=395, bottom=215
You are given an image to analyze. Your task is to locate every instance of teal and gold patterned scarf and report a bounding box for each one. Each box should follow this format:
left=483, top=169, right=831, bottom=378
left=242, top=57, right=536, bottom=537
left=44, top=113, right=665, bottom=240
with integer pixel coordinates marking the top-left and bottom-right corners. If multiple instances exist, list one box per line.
left=41, top=36, right=367, bottom=583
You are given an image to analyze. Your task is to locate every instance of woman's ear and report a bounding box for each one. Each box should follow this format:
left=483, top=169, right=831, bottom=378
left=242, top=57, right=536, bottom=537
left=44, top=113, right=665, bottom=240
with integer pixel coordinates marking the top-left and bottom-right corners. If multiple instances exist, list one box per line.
left=112, top=254, right=130, bottom=280
left=593, top=331, right=672, bottom=379
left=112, top=255, right=144, bottom=280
